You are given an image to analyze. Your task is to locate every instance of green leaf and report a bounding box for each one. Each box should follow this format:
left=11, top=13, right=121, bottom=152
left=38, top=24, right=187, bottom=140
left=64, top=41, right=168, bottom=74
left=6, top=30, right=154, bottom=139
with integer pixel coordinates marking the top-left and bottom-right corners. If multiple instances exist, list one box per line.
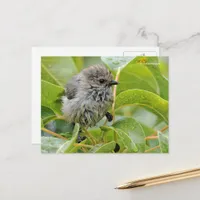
left=41, top=119, right=44, bottom=128
left=145, top=145, right=161, bottom=153
left=113, top=117, right=146, bottom=152
left=115, top=128, right=138, bottom=153
left=41, top=64, right=60, bottom=86
left=100, top=126, right=117, bottom=144
left=159, top=57, right=169, bottom=79
left=72, top=57, right=84, bottom=72
left=41, top=56, right=79, bottom=86
left=41, top=106, right=56, bottom=125
left=69, top=139, right=88, bottom=153
left=115, top=105, right=165, bottom=150
left=89, top=141, right=116, bottom=153
left=53, top=119, right=74, bottom=134
left=99, top=126, right=138, bottom=153
left=101, top=56, right=133, bottom=71
left=116, top=60, right=158, bottom=95
left=41, top=80, right=64, bottom=115
left=56, top=123, right=80, bottom=153
left=158, top=131, right=169, bottom=153
left=132, top=56, right=168, bottom=100
left=141, top=123, right=159, bottom=148
left=88, top=127, right=103, bottom=141
left=148, top=69, right=168, bottom=100
left=115, top=105, right=168, bottom=137
left=41, top=137, right=65, bottom=153
left=100, top=126, right=116, bottom=132
left=145, top=57, right=168, bottom=100
left=115, top=89, right=168, bottom=122
left=84, top=57, right=102, bottom=68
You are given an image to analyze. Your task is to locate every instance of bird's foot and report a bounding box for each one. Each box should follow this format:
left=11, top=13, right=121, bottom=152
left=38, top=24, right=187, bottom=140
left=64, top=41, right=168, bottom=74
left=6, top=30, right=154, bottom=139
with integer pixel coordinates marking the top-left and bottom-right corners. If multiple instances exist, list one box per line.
left=77, top=135, right=86, bottom=143
left=77, top=128, right=86, bottom=143
left=114, top=143, right=120, bottom=153
left=105, top=112, right=113, bottom=122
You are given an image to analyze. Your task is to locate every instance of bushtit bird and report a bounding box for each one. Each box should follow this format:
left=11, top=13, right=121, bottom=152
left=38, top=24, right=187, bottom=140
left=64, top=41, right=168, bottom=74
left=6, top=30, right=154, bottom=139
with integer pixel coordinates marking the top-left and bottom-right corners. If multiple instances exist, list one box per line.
left=62, top=64, right=118, bottom=139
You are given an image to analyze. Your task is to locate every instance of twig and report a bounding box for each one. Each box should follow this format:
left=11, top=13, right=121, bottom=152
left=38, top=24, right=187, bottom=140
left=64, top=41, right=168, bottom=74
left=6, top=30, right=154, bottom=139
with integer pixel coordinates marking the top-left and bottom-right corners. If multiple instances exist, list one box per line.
left=112, top=68, right=121, bottom=122
left=74, top=143, right=93, bottom=148
left=82, top=128, right=96, bottom=145
left=56, top=115, right=66, bottom=120
left=145, top=145, right=160, bottom=153
left=41, top=127, right=67, bottom=140
left=151, top=125, right=169, bottom=136
left=145, top=136, right=158, bottom=140
left=81, top=147, right=87, bottom=152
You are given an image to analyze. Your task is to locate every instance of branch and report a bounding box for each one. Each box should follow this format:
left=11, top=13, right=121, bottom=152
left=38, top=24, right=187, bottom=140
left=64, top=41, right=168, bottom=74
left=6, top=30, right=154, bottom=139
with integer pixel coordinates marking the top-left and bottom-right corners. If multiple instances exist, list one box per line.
left=152, top=125, right=169, bottom=136
left=145, top=145, right=160, bottom=153
left=82, top=128, right=96, bottom=145
left=73, top=143, right=93, bottom=148
left=145, top=125, right=169, bottom=140
left=41, top=127, right=67, bottom=140
left=81, top=147, right=87, bottom=152
left=145, top=136, right=158, bottom=141
left=56, top=115, right=66, bottom=120
left=112, top=68, right=121, bottom=122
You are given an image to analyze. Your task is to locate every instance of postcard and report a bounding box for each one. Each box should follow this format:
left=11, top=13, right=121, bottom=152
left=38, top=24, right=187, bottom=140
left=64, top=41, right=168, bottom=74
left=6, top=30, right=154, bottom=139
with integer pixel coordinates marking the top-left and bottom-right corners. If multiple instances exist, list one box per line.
left=32, top=47, right=169, bottom=154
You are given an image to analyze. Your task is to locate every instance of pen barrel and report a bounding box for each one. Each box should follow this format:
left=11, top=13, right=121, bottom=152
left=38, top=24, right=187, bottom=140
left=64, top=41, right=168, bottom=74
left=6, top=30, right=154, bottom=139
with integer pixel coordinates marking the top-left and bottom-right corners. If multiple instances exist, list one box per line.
left=131, top=168, right=200, bottom=184
left=137, top=170, right=200, bottom=188
left=117, top=168, right=200, bottom=189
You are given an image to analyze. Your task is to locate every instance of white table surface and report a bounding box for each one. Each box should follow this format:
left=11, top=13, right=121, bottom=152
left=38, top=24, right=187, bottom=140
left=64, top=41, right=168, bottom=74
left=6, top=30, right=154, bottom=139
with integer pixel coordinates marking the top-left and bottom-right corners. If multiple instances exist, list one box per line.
left=1, top=0, right=200, bottom=199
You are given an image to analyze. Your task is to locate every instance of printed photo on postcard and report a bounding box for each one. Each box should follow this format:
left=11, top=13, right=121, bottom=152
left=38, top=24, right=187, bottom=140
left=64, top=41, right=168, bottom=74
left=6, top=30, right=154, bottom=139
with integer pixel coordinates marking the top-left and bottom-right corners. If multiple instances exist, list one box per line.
left=41, top=55, right=168, bottom=153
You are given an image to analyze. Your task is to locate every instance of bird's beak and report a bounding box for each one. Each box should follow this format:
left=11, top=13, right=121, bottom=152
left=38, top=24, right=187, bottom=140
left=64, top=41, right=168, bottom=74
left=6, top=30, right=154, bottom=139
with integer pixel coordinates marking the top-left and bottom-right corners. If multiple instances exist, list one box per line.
left=110, top=80, right=119, bottom=86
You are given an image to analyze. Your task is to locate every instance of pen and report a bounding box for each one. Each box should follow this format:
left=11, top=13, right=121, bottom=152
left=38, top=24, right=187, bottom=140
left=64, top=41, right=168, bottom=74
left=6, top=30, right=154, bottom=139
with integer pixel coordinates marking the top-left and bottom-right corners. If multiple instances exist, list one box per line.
left=116, top=168, right=200, bottom=189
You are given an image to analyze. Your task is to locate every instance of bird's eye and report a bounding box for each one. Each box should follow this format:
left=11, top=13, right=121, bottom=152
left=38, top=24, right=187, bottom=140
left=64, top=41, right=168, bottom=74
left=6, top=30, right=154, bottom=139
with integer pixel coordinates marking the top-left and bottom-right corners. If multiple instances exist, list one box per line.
left=99, top=79, right=105, bottom=83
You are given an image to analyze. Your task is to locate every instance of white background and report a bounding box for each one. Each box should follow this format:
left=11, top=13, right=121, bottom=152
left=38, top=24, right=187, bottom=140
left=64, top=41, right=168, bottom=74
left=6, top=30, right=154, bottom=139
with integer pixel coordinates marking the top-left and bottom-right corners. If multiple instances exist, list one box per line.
left=1, top=0, right=200, bottom=199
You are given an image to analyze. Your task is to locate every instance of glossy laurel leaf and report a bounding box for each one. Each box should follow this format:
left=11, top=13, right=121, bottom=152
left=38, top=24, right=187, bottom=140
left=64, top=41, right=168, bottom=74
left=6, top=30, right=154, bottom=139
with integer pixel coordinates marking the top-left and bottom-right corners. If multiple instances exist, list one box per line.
left=115, top=89, right=168, bottom=122
left=56, top=123, right=80, bottom=153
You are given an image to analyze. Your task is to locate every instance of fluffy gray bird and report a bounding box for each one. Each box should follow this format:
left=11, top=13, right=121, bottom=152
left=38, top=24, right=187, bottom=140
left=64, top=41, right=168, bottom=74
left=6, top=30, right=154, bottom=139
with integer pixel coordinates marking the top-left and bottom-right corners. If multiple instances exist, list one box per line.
left=62, top=64, right=118, bottom=133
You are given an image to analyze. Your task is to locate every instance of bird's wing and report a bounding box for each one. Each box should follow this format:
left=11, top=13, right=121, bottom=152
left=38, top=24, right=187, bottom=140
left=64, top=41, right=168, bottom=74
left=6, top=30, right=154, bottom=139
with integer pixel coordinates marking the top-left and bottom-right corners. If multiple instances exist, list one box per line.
left=65, top=75, right=80, bottom=99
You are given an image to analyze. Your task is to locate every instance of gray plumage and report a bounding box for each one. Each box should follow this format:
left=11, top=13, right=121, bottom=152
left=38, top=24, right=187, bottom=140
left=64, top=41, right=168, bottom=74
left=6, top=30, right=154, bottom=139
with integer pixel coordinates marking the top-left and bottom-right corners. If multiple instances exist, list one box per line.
left=62, top=64, right=118, bottom=128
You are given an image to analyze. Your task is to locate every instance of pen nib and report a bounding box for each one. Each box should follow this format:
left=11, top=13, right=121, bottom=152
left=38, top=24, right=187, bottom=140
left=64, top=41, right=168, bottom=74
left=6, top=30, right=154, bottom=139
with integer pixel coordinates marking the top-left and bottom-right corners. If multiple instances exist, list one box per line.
left=115, top=183, right=146, bottom=189
left=115, top=184, right=129, bottom=189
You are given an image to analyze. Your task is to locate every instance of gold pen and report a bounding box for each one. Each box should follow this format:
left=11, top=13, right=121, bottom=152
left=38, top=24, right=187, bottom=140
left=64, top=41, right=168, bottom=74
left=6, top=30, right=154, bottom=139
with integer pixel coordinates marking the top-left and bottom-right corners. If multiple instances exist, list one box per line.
left=116, top=168, right=200, bottom=189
